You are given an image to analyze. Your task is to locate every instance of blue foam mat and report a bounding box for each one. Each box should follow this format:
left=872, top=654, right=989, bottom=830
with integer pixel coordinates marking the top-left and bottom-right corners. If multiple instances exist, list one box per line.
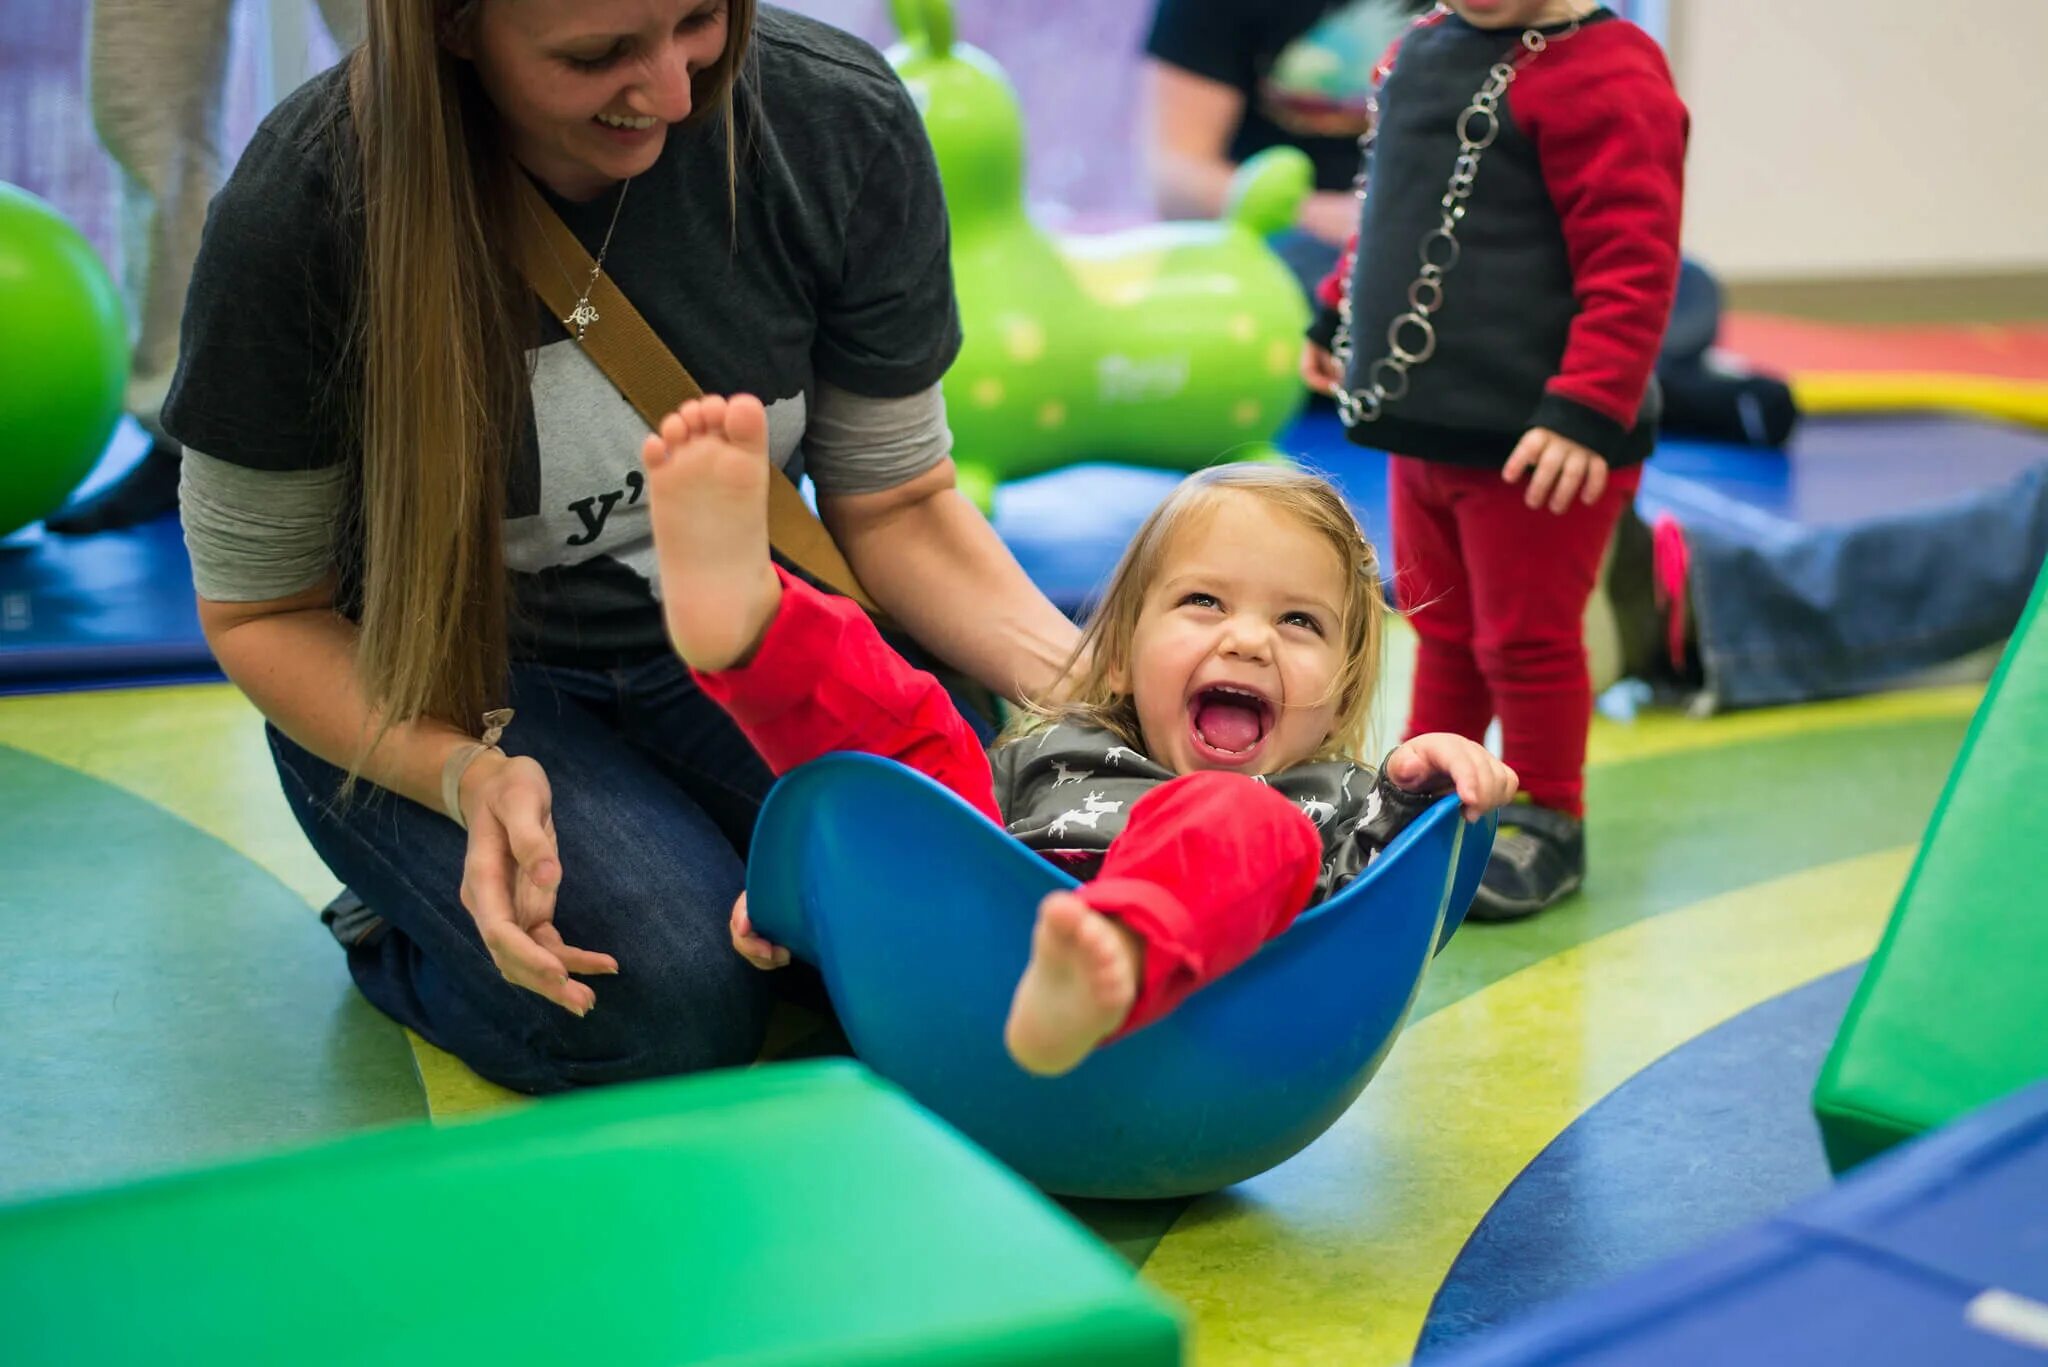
left=1433, top=1078, right=2048, bottom=1366
left=0, top=515, right=216, bottom=694
left=997, top=411, right=2048, bottom=613
left=0, top=425, right=217, bottom=695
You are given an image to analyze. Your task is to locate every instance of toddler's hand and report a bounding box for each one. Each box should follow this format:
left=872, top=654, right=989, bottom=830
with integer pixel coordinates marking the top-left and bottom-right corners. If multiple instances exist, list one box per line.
left=729, top=892, right=790, bottom=970
left=1300, top=342, right=1344, bottom=398
left=1386, top=734, right=1519, bottom=823
left=1503, top=426, right=1610, bottom=513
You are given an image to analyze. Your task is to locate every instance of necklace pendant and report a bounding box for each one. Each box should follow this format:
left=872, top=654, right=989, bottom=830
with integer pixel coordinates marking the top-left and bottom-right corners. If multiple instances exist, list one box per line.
left=566, top=300, right=600, bottom=338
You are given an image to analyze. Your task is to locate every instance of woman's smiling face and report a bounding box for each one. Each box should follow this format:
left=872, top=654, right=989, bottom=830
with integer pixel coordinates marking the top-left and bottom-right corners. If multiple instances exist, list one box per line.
left=460, top=0, right=732, bottom=200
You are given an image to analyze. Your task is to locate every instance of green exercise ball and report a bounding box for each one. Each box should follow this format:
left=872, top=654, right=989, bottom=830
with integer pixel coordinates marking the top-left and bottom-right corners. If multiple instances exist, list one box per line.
left=0, top=183, right=129, bottom=540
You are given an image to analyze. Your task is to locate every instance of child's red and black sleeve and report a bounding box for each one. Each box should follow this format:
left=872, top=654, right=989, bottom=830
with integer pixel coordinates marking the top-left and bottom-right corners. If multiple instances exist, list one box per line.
left=1511, top=29, right=1690, bottom=453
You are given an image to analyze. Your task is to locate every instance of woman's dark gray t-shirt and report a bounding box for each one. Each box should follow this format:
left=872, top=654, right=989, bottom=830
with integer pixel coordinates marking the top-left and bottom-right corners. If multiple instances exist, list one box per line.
left=164, top=6, right=962, bottom=665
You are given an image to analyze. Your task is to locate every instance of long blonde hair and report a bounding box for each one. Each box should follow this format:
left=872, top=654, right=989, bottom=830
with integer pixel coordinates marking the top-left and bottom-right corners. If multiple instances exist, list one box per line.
left=344, top=0, right=757, bottom=743
left=1016, top=465, right=1392, bottom=763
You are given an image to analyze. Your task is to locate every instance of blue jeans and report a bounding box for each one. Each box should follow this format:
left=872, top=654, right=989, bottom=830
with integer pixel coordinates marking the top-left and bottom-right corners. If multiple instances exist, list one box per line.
left=272, top=652, right=791, bottom=1094
left=1686, top=464, right=2048, bottom=709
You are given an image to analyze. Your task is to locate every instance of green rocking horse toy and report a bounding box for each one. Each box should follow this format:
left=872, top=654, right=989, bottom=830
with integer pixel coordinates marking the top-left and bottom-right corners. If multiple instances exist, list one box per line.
left=885, top=0, right=1316, bottom=509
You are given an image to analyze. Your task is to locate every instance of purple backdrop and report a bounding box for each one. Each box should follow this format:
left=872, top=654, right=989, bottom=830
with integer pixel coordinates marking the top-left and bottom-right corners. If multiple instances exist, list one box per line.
left=0, top=0, right=1158, bottom=281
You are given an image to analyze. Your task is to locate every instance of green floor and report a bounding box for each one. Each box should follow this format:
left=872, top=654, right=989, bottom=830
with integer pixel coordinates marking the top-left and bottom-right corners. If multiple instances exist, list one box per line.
left=0, top=672, right=1985, bottom=1363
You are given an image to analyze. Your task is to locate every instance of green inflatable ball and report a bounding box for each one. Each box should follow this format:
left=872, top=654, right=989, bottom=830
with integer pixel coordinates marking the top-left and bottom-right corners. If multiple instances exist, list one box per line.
left=0, top=184, right=129, bottom=540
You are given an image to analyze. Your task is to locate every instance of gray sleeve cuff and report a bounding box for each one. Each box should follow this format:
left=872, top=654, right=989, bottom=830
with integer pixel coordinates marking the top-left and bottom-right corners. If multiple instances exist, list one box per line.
left=179, top=449, right=346, bottom=601
left=801, top=381, right=952, bottom=497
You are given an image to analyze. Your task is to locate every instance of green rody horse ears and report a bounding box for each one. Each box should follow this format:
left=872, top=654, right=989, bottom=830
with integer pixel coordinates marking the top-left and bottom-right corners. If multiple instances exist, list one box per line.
left=888, top=0, right=954, bottom=56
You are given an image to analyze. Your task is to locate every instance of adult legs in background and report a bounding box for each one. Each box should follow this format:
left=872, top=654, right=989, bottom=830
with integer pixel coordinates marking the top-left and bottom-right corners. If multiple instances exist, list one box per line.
left=1655, top=259, right=1800, bottom=447
left=58, top=0, right=363, bottom=533
left=1681, top=464, right=2048, bottom=710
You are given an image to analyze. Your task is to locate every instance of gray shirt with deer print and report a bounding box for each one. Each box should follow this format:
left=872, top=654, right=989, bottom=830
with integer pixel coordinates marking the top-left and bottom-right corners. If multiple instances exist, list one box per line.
left=989, top=721, right=1438, bottom=902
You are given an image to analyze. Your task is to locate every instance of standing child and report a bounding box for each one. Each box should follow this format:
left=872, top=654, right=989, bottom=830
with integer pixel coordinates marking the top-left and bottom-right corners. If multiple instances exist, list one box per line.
left=640, top=395, right=1517, bottom=1077
left=1301, top=1, right=1687, bottom=918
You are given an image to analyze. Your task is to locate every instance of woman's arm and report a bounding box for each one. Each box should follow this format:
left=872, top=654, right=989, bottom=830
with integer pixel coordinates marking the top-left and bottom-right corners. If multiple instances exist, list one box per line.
left=1139, top=58, right=1244, bottom=222
left=817, top=458, right=1079, bottom=703
left=1142, top=60, right=1358, bottom=243
left=198, top=582, right=474, bottom=810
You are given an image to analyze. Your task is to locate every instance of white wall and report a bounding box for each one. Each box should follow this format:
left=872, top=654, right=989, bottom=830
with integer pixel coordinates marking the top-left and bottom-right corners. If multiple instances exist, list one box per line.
left=1669, top=0, right=2048, bottom=280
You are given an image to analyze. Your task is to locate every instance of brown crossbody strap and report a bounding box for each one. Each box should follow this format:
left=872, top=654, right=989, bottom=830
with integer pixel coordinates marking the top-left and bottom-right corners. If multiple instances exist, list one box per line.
left=509, top=175, right=881, bottom=615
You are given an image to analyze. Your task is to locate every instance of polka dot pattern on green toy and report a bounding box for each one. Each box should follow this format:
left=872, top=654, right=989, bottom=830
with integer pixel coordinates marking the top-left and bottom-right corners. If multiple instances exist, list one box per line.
left=886, top=1, right=1315, bottom=512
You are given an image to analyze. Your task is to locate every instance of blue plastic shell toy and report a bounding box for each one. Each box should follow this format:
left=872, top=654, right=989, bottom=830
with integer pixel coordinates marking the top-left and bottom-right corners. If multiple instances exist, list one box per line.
left=746, top=753, right=1495, bottom=1199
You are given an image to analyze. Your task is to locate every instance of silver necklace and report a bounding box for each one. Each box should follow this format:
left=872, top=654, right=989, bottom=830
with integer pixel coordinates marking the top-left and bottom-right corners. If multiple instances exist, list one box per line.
left=533, top=176, right=632, bottom=342
left=1334, top=7, right=1582, bottom=426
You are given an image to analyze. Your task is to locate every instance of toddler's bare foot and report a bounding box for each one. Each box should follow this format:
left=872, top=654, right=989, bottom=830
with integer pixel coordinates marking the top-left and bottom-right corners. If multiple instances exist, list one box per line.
left=1004, top=891, right=1141, bottom=1077
left=640, top=394, right=781, bottom=671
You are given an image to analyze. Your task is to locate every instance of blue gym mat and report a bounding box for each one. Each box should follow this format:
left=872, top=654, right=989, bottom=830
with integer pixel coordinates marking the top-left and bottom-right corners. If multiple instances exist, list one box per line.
left=0, top=423, right=216, bottom=695
left=1431, top=1077, right=2048, bottom=1365
left=0, top=513, right=215, bottom=695
left=996, top=411, right=2048, bottom=612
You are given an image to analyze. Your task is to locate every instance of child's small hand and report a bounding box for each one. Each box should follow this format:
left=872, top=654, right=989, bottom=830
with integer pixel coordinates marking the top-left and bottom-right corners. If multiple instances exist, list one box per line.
left=1300, top=342, right=1344, bottom=398
left=1503, top=426, right=1610, bottom=514
left=729, top=892, right=790, bottom=970
left=1386, top=734, right=1519, bottom=823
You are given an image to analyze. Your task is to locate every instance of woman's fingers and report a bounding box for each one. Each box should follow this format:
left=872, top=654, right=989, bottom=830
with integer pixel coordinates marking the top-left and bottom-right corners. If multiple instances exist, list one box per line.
left=553, top=945, right=621, bottom=976
left=497, top=774, right=560, bottom=893
left=531, top=921, right=619, bottom=978
left=476, top=910, right=586, bottom=1012
left=460, top=817, right=518, bottom=939
left=458, top=763, right=595, bottom=1014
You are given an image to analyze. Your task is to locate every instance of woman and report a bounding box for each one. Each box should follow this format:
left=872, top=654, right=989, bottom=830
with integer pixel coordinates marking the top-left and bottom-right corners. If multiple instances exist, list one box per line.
left=164, top=0, right=1079, bottom=1093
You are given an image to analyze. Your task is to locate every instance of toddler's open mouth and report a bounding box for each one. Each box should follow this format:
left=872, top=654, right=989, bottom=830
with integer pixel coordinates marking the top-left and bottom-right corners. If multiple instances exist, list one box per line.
left=1188, top=684, right=1273, bottom=764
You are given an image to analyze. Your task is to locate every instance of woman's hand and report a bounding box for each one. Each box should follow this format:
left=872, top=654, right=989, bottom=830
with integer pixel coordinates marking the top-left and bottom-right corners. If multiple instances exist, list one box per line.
left=1386, top=734, right=1520, bottom=822
left=1300, top=341, right=1344, bottom=397
left=457, top=751, right=617, bottom=1015
left=729, top=892, right=790, bottom=970
left=1503, top=426, right=1611, bottom=513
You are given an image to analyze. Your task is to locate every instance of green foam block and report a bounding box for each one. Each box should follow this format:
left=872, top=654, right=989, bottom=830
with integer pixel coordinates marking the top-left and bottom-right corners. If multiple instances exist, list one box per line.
left=1814, top=562, right=2048, bottom=1171
left=0, top=1060, right=1183, bottom=1365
